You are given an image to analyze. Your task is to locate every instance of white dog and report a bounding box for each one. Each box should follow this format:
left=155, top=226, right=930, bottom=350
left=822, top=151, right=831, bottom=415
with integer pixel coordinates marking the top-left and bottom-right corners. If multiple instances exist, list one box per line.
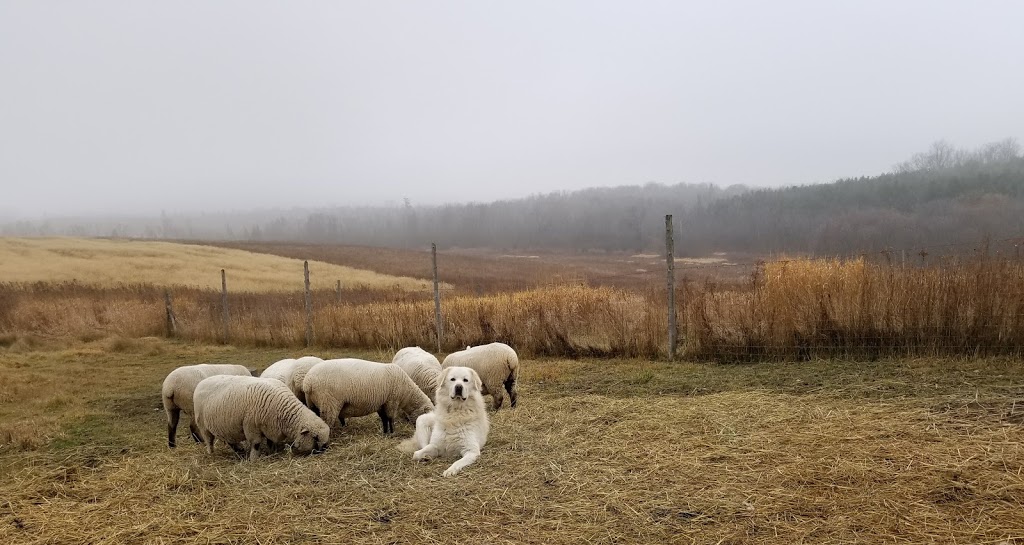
left=400, top=366, right=490, bottom=477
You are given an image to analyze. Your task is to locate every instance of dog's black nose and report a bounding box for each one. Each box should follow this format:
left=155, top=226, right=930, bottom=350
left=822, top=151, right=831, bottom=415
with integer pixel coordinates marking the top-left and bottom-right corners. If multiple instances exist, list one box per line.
left=454, top=384, right=463, bottom=397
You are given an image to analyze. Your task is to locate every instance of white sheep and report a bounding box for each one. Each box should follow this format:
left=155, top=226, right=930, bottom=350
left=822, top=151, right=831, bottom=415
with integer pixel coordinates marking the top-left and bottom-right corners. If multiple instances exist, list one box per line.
left=288, top=356, right=325, bottom=405
left=193, top=375, right=330, bottom=459
left=259, top=358, right=297, bottom=383
left=441, top=342, right=520, bottom=410
left=392, top=346, right=442, bottom=402
left=260, top=356, right=324, bottom=403
left=302, top=358, right=434, bottom=435
left=161, top=363, right=254, bottom=448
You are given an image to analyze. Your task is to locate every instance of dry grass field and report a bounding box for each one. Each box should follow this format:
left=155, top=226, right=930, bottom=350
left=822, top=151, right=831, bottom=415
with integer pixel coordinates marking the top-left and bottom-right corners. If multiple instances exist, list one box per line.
left=1, top=338, right=1023, bottom=544
left=209, top=241, right=761, bottom=293
left=2, top=249, right=1021, bottom=360
left=0, top=237, right=435, bottom=292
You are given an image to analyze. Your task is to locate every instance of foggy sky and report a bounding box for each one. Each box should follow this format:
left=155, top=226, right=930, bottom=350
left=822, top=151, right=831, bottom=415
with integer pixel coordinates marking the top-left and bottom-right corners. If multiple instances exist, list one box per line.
left=2, top=1, right=1022, bottom=219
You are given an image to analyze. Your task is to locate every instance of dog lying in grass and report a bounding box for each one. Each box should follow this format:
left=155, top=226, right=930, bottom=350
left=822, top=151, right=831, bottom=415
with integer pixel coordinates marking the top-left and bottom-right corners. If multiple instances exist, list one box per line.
left=400, top=366, right=490, bottom=477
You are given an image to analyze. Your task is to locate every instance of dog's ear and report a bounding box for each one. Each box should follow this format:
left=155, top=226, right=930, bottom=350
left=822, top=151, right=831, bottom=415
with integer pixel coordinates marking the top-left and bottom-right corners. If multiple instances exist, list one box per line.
left=436, top=367, right=452, bottom=393
left=471, top=368, right=482, bottom=392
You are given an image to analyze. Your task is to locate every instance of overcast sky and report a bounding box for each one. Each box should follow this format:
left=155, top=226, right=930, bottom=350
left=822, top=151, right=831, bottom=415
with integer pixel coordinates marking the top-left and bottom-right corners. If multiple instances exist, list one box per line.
left=1, top=1, right=1022, bottom=219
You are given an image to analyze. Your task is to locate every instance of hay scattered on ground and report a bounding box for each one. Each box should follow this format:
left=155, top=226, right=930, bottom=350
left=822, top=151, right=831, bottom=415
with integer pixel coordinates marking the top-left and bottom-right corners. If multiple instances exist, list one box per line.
left=2, top=388, right=1022, bottom=544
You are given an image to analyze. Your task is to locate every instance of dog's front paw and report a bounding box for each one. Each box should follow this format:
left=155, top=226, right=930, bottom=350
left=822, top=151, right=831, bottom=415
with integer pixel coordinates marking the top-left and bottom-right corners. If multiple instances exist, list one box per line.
left=412, top=449, right=431, bottom=462
left=442, top=466, right=461, bottom=477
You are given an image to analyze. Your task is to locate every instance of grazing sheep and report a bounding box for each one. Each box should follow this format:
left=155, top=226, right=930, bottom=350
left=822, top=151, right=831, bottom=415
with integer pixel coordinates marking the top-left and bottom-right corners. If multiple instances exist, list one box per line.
left=302, top=359, right=433, bottom=435
left=193, top=375, right=329, bottom=460
left=260, top=356, right=324, bottom=403
left=441, top=342, right=520, bottom=410
left=259, top=358, right=297, bottom=383
left=288, top=356, right=324, bottom=405
left=392, top=347, right=442, bottom=402
left=161, top=363, right=254, bottom=448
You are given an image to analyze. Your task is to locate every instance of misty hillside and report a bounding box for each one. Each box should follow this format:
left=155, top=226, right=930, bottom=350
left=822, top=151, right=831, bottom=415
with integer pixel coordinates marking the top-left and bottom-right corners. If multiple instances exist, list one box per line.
left=3, top=140, right=1022, bottom=256
left=677, top=140, right=1024, bottom=255
left=0, top=182, right=746, bottom=251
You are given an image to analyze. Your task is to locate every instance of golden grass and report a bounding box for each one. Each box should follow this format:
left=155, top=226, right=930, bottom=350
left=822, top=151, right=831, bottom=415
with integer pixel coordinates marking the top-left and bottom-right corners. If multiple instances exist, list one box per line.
left=2, top=341, right=1024, bottom=543
left=1, top=249, right=1022, bottom=360
left=0, top=237, right=436, bottom=292
left=687, top=256, right=1024, bottom=360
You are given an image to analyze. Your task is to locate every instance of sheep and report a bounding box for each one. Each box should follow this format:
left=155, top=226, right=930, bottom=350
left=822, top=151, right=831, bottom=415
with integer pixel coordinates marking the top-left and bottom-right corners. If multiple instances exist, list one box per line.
left=288, top=356, right=325, bottom=405
left=392, top=346, right=442, bottom=402
left=259, top=358, right=297, bottom=383
left=260, top=356, right=324, bottom=403
left=302, top=358, right=434, bottom=435
left=161, top=363, right=254, bottom=448
left=193, top=375, right=330, bottom=460
left=441, top=342, right=520, bottom=410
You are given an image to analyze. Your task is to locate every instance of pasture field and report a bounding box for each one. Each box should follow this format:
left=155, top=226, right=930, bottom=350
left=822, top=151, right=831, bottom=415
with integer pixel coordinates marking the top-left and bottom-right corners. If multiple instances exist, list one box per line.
left=2, top=338, right=1023, bottom=544
left=208, top=241, right=760, bottom=293
left=2, top=249, right=1021, bottom=361
left=0, top=237, right=434, bottom=292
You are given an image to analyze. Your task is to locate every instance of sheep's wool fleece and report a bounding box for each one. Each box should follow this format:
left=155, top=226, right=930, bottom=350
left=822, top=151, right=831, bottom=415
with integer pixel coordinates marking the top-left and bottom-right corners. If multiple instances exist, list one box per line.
left=194, top=375, right=327, bottom=447
left=441, top=342, right=518, bottom=394
left=304, top=359, right=429, bottom=419
left=162, top=363, right=253, bottom=415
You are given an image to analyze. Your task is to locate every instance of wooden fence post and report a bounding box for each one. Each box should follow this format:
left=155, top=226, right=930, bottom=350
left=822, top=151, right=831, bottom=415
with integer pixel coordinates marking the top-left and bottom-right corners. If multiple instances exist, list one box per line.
left=221, top=269, right=229, bottom=344
left=164, top=289, right=177, bottom=338
left=432, top=243, right=442, bottom=353
left=335, top=279, right=342, bottom=303
left=665, top=215, right=677, bottom=361
left=304, top=260, right=313, bottom=347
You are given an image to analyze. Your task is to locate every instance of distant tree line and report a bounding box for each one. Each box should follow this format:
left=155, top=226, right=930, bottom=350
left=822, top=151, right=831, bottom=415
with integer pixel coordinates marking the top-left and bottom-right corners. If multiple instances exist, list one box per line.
left=3, top=139, right=1021, bottom=256
left=675, top=139, right=1024, bottom=255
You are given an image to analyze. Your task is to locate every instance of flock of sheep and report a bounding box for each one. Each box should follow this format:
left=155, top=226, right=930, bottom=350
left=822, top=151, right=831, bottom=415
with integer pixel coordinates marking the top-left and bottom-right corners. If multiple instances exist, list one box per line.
left=160, top=342, right=520, bottom=461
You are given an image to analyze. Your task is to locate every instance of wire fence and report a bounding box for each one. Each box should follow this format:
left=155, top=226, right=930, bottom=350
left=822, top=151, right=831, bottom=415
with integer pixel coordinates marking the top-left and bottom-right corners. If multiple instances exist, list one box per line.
left=1, top=235, right=1023, bottom=361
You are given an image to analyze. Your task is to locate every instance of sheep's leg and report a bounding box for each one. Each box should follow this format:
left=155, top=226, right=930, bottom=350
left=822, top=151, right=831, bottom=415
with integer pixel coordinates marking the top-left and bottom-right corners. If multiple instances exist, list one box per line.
left=188, top=419, right=203, bottom=443
left=337, top=403, right=347, bottom=427
left=315, top=400, right=340, bottom=429
left=504, top=374, right=519, bottom=408
left=166, top=406, right=180, bottom=448
left=442, top=447, right=481, bottom=477
left=489, top=383, right=505, bottom=410
left=229, top=443, right=247, bottom=458
left=200, top=428, right=215, bottom=455
left=243, top=419, right=268, bottom=460
left=377, top=407, right=394, bottom=435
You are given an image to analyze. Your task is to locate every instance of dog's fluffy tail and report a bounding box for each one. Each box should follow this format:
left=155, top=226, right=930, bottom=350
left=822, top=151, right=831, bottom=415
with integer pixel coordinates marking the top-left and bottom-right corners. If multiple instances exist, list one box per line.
left=397, top=437, right=419, bottom=454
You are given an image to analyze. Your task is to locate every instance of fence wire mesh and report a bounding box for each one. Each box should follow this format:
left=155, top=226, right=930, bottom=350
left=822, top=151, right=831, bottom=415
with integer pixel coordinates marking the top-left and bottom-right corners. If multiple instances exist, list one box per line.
left=1, top=236, right=1022, bottom=361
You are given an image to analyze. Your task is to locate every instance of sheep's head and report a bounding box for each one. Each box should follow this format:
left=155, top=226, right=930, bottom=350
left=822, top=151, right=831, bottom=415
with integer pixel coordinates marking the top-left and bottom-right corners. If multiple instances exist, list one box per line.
left=402, top=398, right=434, bottom=424
left=439, top=366, right=482, bottom=403
left=292, top=421, right=330, bottom=456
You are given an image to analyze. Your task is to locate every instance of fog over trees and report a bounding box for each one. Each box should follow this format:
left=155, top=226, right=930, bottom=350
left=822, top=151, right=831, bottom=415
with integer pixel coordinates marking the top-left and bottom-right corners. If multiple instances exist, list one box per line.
left=3, top=140, right=1021, bottom=256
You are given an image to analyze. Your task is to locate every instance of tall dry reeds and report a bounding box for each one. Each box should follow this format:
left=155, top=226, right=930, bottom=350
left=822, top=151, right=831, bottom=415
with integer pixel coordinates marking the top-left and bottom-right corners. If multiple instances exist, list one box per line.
left=685, top=256, right=1024, bottom=361
left=2, top=256, right=1022, bottom=360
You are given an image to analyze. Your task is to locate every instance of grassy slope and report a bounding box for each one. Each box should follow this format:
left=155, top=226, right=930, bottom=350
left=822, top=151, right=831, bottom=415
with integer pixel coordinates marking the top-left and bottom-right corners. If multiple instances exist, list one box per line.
left=2, top=341, right=1023, bottom=543
left=0, top=237, right=436, bottom=292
